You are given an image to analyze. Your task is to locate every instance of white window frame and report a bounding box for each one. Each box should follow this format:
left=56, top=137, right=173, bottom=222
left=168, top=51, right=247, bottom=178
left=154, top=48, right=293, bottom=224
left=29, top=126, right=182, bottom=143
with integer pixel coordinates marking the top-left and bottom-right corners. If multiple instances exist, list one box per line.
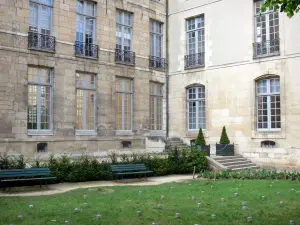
left=256, top=78, right=281, bottom=132
left=187, top=86, right=206, bottom=131
left=186, top=15, right=205, bottom=56
left=150, top=20, right=163, bottom=58
left=27, top=67, right=53, bottom=134
left=29, top=0, right=53, bottom=34
left=116, top=10, right=133, bottom=51
left=76, top=0, right=96, bottom=45
left=116, top=79, right=133, bottom=131
left=254, top=0, right=279, bottom=43
left=150, top=82, right=163, bottom=131
left=75, top=72, right=97, bottom=133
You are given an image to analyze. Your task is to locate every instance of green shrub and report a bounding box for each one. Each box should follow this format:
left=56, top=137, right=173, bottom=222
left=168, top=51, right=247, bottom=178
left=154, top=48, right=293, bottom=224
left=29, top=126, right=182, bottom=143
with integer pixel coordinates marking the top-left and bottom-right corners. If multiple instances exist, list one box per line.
left=195, top=128, right=206, bottom=146
left=219, top=126, right=230, bottom=144
left=198, top=169, right=300, bottom=180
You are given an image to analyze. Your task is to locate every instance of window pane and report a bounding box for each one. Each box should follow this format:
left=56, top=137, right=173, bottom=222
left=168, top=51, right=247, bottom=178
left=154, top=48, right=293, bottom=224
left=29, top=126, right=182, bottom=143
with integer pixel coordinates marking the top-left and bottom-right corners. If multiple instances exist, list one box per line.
left=76, top=89, right=84, bottom=130
left=28, top=67, right=52, bottom=131
left=150, top=95, right=155, bottom=130
left=86, top=90, right=95, bottom=130
left=28, top=85, right=38, bottom=130
left=29, top=2, right=38, bottom=28
left=116, top=93, right=122, bottom=130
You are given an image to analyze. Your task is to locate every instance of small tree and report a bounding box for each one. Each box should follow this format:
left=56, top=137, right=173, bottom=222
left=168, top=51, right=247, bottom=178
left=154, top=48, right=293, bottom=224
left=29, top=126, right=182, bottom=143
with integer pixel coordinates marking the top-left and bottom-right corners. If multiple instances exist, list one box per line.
left=195, top=128, right=206, bottom=146
left=219, top=126, right=230, bottom=145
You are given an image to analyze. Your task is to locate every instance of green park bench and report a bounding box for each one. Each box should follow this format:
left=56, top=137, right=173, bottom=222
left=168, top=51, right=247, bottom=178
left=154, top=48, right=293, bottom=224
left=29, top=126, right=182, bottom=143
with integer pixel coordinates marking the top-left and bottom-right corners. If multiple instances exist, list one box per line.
left=110, top=164, right=153, bottom=182
left=0, top=168, right=56, bottom=192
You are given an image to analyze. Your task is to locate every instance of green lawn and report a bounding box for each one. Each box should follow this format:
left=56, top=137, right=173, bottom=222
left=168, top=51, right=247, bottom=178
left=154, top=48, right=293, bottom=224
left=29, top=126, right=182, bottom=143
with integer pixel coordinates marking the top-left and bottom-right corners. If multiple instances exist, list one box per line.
left=0, top=180, right=300, bottom=225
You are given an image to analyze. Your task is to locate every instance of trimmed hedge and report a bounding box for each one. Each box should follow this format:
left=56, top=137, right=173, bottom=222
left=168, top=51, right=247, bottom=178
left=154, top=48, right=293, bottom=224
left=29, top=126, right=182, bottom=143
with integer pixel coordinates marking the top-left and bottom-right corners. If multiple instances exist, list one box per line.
left=0, top=147, right=209, bottom=183
left=199, top=169, right=300, bottom=181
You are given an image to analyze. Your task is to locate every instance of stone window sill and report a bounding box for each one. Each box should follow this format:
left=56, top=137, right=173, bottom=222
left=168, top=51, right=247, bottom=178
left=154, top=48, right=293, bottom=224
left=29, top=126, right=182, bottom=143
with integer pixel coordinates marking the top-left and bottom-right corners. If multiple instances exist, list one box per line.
left=251, top=131, right=285, bottom=139
left=28, top=130, right=53, bottom=136
left=75, top=131, right=97, bottom=136
left=150, top=130, right=165, bottom=136
left=116, top=131, right=134, bottom=136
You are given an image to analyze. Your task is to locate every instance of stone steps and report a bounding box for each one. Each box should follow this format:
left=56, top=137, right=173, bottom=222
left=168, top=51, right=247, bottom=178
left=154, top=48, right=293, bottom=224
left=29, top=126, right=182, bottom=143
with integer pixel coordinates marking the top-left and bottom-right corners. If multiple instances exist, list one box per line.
left=211, top=155, right=259, bottom=171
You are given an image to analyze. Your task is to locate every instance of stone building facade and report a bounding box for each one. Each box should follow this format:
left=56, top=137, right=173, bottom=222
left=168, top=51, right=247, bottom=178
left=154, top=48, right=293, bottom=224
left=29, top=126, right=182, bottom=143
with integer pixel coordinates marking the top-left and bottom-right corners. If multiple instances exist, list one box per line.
left=168, top=0, right=300, bottom=170
left=1, top=0, right=300, bottom=170
left=0, top=0, right=166, bottom=158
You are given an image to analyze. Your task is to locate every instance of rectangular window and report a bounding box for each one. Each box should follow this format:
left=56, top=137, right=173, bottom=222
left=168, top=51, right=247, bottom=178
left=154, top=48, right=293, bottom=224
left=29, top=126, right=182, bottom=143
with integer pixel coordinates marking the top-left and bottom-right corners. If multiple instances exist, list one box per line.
left=115, top=10, right=135, bottom=65
left=150, top=82, right=163, bottom=131
left=27, top=67, right=52, bottom=132
left=75, top=0, right=97, bottom=57
left=116, top=10, right=132, bottom=51
left=28, top=0, right=54, bottom=51
left=187, top=86, right=206, bottom=130
left=253, top=0, right=280, bottom=57
left=149, top=20, right=165, bottom=70
left=115, top=78, right=133, bottom=131
left=76, top=72, right=96, bottom=131
left=256, top=78, right=281, bottom=131
left=185, top=15, right=205, bottom=68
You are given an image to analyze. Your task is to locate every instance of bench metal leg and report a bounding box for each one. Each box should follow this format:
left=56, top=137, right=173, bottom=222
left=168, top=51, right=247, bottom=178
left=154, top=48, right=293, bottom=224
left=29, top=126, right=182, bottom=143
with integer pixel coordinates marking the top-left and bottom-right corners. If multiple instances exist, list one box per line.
left=144, top=173, right=148, bottom=181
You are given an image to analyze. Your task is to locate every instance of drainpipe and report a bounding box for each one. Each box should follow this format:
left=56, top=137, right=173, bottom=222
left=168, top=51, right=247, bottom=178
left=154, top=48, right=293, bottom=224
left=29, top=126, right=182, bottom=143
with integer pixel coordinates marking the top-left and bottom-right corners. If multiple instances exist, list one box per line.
left=165, top=0, right=169, bottom=140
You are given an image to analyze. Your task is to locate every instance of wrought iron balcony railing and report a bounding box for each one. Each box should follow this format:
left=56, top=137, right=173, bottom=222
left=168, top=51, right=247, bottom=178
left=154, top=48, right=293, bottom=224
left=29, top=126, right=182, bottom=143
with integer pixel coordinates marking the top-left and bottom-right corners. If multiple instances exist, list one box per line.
left=75, top=41, right=98, bottom=59
left=253, top=39, right=280, bottom=58
left=184, top=52, right=205, bottom=69
left=28, top=32, right=55, bottom=52
left=115, top=49, right=135, bottom=66
left=149, top=56, right=166, bottom=71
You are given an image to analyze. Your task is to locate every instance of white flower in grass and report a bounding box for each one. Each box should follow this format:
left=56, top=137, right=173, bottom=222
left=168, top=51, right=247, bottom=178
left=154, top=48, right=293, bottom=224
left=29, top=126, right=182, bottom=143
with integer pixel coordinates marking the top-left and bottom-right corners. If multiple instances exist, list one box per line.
left=277, top=192, right=280, bottom=195
left=161, top=195, right=165, bottom=200
left=83, top=194, right=88, bottom=199
left=83, top=203, right=88, bottom=207
left=280, top=201, right=284, bottom=205
left=29, top=204, right=34, bottom=209
left=96, top=214, right=101, bottom=220
left=74, top=208, right=79, bottom=213
left=152, top=222, right=158, bottom=225
left=138, top=190, right=142, bottom=195
left=211, top=214, right=216, bottom=219
left=247, top=216, right=252, bottom=222
left=137, top=211, right=142, bottom=216
left=175, top=213, right=180, bottom=218
left=197, top=202, right=201, bottom=207
left=191, top=196, right=196, bottom=200
left=65, top=220, right=70, bottom=225
left=242, top=206, right=247, bottom=210
left=261, top=196, right=265, bottom=200
left=221, top=198, right=225, bottom=201
left=242, top=201, right=246, bottom=206
left=234, top=192, right=238, bottom=197
left=290, top=220, right=295, bottom=225
left=157, top=204, right=162, bottom=209
left=17, top=215, right=22, bottom=220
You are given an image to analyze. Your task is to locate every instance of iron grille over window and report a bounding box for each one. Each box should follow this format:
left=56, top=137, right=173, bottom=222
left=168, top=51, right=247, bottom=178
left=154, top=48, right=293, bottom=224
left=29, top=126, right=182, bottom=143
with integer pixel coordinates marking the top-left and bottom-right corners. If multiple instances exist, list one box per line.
left=115, top=49, right=135, bottom=65
left=75, top=41, right=98, bottom=58
left=185, top=15, right=205, bottom=69
left=28, top=32, right=56, bottom=52
left=253, top=0, right=280, bottom=58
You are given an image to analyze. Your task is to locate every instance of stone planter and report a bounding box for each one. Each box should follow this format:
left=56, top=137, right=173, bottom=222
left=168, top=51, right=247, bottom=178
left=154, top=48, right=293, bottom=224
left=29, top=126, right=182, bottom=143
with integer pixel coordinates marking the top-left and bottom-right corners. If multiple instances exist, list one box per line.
left=195, top=145, right=210, bottom=156
left=216, top=144, right=234, bottom=156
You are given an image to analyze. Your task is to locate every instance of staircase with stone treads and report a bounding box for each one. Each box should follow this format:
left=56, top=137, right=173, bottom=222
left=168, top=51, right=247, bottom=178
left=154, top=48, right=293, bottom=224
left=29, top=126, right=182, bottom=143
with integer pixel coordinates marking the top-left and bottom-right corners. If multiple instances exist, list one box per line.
left=211, top=155, right=259, bottom=171
left=164, top=137, right=189, bottom=152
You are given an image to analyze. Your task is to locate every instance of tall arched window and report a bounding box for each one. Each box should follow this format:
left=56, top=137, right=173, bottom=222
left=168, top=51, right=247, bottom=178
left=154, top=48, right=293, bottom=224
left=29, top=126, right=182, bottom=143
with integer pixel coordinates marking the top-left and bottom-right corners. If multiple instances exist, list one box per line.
left=256, top=77, right=281, bottom=131
left=187, top=85, right=206, bottom=130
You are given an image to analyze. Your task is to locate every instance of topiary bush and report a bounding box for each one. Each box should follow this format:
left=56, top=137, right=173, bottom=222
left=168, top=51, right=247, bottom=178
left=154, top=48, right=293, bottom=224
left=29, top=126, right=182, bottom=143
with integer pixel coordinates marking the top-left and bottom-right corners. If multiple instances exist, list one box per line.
left=195, top=128, right=206, bottom=146
left=219, top=126, right=230, bottom=144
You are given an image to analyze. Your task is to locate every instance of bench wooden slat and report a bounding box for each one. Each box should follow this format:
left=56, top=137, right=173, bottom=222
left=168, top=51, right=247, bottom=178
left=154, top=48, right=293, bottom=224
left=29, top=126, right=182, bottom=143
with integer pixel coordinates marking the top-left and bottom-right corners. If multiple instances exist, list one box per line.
left=1, top=177, right=56, bottom=182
